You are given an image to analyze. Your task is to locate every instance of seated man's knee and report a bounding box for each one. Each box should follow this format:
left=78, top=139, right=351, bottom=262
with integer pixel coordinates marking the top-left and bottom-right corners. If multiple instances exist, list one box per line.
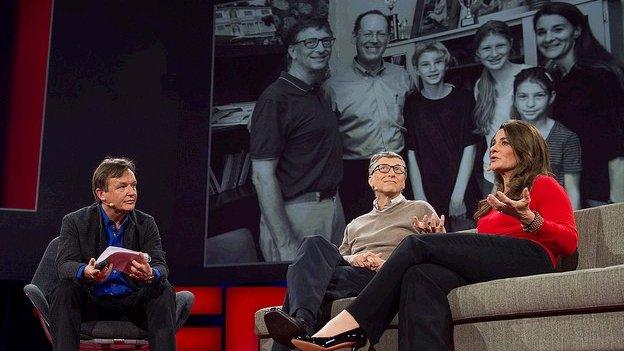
left=51, top=278, right=83, bottom=299
left=398, top=234, right=422, bottom=251
left=143, top=280, right=176, bottom=322
left=47, top=279, right=86, bottom=306
left=300, top=235, right=330, bottom=249
left=144, top=279, right=175, bottom=303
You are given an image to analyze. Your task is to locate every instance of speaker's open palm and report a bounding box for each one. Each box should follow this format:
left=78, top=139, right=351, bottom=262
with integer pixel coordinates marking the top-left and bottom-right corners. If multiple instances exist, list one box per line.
left=486, top=187, right=532, bottom=221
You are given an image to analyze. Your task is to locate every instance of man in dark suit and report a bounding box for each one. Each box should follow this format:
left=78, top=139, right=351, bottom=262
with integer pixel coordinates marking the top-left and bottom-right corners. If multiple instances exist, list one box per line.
left=49, top=157, right=176, bottom=351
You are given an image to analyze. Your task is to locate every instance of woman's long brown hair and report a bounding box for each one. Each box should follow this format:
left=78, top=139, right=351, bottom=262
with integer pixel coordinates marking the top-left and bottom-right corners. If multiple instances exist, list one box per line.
left=474, top=120, right=552, bottom=220
left=473, top=20, right=514, bottom=136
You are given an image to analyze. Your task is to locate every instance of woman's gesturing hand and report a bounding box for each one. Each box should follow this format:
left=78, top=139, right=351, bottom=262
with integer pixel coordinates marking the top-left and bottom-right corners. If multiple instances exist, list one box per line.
left=486, top=187, right=535, bottom=224
left=413, top=214, right=446, bottom=233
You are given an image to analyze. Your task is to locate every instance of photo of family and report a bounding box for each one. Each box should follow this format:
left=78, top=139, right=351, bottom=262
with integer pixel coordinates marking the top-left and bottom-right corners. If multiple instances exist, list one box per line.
left=208, top=0, right=624, bottom=272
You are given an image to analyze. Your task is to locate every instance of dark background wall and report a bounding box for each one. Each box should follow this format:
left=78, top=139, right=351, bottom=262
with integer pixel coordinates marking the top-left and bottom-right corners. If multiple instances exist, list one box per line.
left=0, top=0, right=289, bottom=285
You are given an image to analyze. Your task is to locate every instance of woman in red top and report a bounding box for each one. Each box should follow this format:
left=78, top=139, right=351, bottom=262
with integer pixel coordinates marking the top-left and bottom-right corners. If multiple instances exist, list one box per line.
left=292, top=120, right=578, bottom=351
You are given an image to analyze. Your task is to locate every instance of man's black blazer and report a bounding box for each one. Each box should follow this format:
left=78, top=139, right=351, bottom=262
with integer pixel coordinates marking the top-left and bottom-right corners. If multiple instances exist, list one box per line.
left=56, top=203, right=168, bottom=284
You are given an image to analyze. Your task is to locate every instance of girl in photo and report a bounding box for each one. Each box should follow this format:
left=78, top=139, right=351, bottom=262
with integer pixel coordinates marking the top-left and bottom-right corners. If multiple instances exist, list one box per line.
left=512, top=67, right=582, bottom=209
left=473, top=20, right=531, bottom=196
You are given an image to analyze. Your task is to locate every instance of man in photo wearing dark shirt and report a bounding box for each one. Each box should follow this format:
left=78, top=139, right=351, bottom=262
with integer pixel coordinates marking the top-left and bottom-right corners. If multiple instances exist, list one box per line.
left=50, top=157, right=176, bottom=351
left=249, top=16, right=345, bottom=262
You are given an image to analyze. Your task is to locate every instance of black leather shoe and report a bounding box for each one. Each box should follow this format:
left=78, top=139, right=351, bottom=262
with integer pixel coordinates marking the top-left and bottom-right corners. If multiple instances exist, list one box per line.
left=291, top=327, right=367, bottom=351
left=264, top=308, right=310, bottom=347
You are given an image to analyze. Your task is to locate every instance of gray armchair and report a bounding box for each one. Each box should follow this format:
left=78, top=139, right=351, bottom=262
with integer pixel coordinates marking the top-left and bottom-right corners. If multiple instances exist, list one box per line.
left=24, top=237, right=195, bottom=349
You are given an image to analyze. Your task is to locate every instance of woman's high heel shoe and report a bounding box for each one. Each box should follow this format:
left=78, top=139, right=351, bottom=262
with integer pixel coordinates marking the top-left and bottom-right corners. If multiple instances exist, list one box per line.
left=290, top=327, right=367, bottom=351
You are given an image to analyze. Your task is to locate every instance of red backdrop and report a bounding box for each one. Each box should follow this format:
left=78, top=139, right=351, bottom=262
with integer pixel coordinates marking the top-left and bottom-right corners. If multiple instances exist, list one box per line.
left=1, top=0, right=51, bottom=210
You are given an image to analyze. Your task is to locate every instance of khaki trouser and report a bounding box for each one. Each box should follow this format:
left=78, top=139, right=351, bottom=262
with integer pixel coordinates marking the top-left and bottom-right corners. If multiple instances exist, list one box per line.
left=259, top=193, right=345, bottom=262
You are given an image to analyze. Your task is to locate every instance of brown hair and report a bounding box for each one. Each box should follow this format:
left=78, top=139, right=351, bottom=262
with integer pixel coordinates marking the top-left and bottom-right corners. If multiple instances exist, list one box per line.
left=473, top=20, right=514, bottom=135
left=511, top=67, right=555, bottom=119
left=534, top=2, right=624, bottom=90
left=285, top=15, right=333, bottom=46
left=91, top=157, right=136, bottom=201
left=473, top=120, right=552, bottom=220
left=284, top=15, right=333, bottom=69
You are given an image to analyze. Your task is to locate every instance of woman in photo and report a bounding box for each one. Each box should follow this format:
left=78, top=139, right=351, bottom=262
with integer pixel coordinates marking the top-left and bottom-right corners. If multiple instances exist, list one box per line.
left=472, top=20, right=531, bottom=196
left=404, top=41, right=481, bottom=231
left=512, top=67, right=582, bottom=209
left=292, top=120, right=578, bottom=351
left=534, top=2, right=624, bottom=206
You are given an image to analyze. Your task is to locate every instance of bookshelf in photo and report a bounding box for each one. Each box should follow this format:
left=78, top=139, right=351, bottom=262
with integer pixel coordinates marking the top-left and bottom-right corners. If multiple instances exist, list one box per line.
left=207, top=33, right=286, bottom=265
left=208, top=101, right=255, bottom=197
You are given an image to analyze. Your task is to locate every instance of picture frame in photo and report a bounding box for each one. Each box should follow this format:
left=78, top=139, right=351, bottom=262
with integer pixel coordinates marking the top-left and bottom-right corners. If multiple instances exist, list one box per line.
left=214, top=0, right=330, bottom=47
left=383, top=53, right=407, bottom=70
left=462, top=0, right=528, bottom=25
left=215, top=3, right=281, bottom=46
left=412, top=0, right=461, bottom=38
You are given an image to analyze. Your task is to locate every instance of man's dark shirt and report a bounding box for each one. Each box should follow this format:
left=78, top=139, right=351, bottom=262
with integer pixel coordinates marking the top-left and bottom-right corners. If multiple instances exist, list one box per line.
left=249, top=71, right=343, bottom=199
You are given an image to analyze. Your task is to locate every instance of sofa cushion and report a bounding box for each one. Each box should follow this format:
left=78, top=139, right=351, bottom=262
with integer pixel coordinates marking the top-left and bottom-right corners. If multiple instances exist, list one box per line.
left=449, top=265, right=624, bottom=323
left=453, top=311, right=624, bottom=351
left=573, top=203, right=624, bottom=270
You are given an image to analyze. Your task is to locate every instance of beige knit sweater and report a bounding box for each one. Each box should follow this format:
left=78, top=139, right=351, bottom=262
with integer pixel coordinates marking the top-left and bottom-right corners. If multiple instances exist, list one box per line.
left=339, top=195, right=438, bottom=262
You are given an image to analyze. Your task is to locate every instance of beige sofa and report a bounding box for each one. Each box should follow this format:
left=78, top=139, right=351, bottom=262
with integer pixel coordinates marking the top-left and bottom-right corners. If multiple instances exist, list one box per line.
left=255, top=203, right=624, bottom=350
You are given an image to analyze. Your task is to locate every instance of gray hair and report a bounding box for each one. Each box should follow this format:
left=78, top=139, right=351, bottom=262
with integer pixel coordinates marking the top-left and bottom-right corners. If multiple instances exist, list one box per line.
left=368, top=151, right=406, bottom=175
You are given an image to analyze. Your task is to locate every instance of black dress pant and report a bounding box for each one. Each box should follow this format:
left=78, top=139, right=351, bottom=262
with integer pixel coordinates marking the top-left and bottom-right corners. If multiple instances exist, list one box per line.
left=272, top=236, right=375, bottom=351
left=49, top=278, right=176, bottom=351
left=346, top=233, right=554, bottom=350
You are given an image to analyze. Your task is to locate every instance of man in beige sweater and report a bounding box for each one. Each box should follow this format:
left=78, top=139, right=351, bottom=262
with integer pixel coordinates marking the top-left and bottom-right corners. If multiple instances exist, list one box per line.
left=264, top=151, right=442, bottom=350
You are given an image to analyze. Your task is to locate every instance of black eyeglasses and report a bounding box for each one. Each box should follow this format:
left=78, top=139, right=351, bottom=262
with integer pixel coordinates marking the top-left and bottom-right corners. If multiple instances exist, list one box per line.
left=292, top=37, right=336, bottom=49
left=371, top=164, right=406, bottom=175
